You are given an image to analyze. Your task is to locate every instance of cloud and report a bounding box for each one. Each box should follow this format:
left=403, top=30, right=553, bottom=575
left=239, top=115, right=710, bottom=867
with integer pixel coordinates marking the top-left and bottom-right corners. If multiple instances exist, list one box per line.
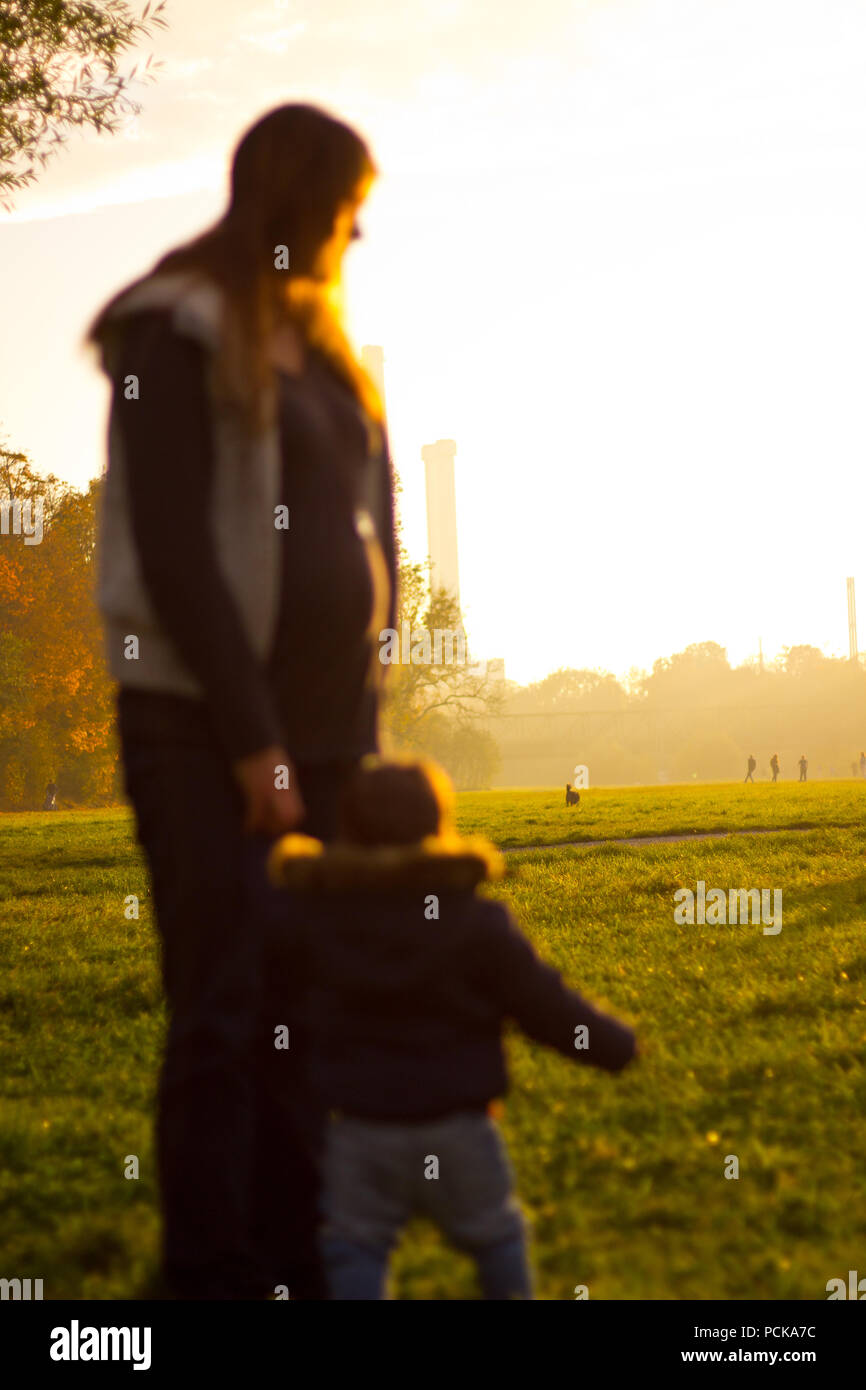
left=160, top=56, right=215, bottom=79
left=239, top=23, right=306, bottom=54
left=5, top=151, right=225, bottom=222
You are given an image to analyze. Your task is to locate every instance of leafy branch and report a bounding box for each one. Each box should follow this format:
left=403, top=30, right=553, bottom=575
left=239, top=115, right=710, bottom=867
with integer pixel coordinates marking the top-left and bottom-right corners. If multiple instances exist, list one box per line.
left=0, top=0, right=168, bottom=207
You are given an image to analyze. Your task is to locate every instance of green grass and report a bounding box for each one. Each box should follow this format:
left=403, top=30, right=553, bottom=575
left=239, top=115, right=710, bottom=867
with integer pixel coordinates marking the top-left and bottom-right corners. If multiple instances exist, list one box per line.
left=456, top=779, right=866, bottom=847
left=1, top=791, right=864, bottom=1299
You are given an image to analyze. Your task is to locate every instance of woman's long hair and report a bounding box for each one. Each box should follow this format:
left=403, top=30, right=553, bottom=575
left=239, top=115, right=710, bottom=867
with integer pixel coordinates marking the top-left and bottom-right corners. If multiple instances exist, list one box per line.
left=87, top=104, right=383, bottom=442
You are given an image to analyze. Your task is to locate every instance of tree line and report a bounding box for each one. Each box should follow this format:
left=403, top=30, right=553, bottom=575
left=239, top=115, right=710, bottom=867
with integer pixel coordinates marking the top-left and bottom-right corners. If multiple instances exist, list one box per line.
left=491, top=645, right=866, bottom=786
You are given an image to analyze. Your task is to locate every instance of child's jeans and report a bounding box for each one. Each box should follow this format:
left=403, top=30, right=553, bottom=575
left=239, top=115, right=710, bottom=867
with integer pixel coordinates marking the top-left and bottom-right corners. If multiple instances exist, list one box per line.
left=320, top=1109, right=532, bottom=1299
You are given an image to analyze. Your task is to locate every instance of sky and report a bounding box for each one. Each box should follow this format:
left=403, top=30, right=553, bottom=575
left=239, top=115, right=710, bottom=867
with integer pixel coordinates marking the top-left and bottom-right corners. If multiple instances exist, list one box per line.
left=2, top=0, right=865, bottom=686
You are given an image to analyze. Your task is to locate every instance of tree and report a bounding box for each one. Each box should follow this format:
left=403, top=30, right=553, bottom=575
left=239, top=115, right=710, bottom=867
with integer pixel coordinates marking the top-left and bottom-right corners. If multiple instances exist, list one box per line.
left=506, top=666, right=628, bottom=714
left=381, top=542, right=504, bottom=763
left=640, top=641, right=731, bottom=707
left=419, top=716, right=501, bottom=791
left=0, top=442, right=116, bottom=806
left=0, top=0, right=167, bottom=205
left=780, top=645, right=825, bottom=679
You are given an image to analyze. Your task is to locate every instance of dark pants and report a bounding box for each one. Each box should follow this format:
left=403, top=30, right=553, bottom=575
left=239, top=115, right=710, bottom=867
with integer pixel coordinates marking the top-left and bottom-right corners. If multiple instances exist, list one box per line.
left=119, top=692, right=358, bottom=1299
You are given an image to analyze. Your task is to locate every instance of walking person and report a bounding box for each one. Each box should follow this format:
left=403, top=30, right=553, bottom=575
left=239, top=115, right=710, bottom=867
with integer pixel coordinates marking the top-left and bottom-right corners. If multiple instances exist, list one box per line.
left=744, top=755, right=756, bottom=784
left=798, top=754, right=808, bottom=783
left=87, top=105, right=397, bottom=1299
left=860, top=751, right=866, bottom=779
left=770, top=753, right=780, bottom=784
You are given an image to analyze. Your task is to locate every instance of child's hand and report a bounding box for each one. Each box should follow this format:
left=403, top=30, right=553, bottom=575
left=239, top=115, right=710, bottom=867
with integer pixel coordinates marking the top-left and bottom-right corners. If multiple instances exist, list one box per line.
left=233, top=745, right=305, bottom=836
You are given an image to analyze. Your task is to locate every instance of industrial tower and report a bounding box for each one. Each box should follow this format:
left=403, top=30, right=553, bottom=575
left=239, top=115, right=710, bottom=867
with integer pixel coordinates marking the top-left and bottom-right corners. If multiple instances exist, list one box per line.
left=421, top=438, right=460, bottom=604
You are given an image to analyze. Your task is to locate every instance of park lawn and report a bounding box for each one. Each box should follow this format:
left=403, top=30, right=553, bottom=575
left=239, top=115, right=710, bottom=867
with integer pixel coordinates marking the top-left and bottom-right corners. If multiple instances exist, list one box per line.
left=457, top=779, right=866, bottom=847
left=0, top=808, right=161, bottom=1298
left=1, top=792, right=864, bottom=1299
left=392, top=822, right=866, bottom=1298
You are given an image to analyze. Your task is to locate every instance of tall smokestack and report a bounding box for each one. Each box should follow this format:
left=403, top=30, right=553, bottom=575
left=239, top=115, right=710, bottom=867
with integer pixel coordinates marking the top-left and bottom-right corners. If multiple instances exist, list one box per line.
left=848, top=577, right=858, bottom=663
left=421, top=438, right=460, bottom=604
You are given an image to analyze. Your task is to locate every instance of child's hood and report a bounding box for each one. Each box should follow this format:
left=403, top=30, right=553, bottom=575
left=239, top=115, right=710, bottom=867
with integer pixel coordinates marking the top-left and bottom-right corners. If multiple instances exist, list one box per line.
left=268, top=830, right=506, bottom=895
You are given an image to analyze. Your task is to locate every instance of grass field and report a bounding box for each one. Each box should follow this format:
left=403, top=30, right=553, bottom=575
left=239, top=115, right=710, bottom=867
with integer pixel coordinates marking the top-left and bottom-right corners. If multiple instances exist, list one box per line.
left=458, top=779, right=866, bottom=846
left=1, top=783, right=864, bottom=1300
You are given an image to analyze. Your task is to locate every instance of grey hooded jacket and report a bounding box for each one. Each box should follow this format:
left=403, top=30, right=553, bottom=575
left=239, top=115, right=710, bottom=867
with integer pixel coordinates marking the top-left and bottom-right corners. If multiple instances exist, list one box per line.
left=95, top=270, right=390, bottom=700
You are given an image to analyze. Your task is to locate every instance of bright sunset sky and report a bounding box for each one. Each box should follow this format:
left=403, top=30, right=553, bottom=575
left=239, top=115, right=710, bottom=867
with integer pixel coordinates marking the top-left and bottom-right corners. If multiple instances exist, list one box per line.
left=1, top=0, right=864, bottom=685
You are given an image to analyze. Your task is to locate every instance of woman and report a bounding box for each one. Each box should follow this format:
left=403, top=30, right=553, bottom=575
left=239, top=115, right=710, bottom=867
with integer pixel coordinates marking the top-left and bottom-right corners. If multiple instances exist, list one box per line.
left=87, top=105, right=397, bottom=1299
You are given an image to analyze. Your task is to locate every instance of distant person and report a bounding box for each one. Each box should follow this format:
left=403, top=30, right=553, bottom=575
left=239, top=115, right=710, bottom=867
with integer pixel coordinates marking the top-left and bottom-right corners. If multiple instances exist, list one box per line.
left=744, top=755, right=756, bottom=783
left=43, top=781, right=58, bottom=811
left=860, top=751, right=866, bottom=779
left=798, top=755, right=808, bottom=783
left=770, top=753, right=780, bottom=783
left=269, top=757, right=637, bottom=1301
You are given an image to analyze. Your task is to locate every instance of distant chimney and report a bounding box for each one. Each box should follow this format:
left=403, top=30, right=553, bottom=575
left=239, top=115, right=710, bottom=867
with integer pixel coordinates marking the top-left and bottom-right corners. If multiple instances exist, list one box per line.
left=422, top=438, right=460, bottom=604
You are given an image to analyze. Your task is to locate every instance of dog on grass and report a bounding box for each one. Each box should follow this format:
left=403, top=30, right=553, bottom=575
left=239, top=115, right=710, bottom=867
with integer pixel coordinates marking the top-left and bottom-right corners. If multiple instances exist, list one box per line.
left=565, top=784, right=580, bottom=807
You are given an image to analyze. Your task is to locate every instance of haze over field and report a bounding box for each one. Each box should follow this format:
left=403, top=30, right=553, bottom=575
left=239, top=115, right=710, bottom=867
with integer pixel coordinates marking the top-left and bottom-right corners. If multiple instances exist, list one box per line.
left=2, top=0, right=865, bottom=683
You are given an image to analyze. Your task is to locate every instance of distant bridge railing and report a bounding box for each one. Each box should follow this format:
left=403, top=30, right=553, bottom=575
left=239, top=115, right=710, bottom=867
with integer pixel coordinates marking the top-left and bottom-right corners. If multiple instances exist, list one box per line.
left=484, top=704, right=819, bottom=748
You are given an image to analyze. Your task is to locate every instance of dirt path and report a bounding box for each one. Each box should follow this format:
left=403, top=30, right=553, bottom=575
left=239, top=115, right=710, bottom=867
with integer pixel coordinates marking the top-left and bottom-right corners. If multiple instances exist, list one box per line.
left=502, top=825, right=824, bottom=854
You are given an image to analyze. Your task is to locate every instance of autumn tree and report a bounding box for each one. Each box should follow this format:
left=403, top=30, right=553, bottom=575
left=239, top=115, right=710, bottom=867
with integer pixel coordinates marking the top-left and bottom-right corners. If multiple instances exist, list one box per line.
left=0, top=444, right=116, bottom=806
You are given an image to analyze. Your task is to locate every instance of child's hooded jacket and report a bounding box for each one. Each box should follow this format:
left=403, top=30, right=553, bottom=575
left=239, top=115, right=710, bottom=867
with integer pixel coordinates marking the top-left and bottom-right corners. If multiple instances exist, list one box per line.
left=268, top=832, right=636, bottom=1122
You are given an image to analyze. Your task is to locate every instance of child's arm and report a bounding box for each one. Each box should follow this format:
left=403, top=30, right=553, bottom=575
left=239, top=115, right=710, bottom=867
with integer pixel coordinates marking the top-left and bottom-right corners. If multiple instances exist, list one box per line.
left=484, top=908, right=636, bottom=1072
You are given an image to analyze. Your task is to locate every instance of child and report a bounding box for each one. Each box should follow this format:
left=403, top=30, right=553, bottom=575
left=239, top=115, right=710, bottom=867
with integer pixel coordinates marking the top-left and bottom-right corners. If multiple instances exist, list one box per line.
left=268, top=757, right=637, bottom=1300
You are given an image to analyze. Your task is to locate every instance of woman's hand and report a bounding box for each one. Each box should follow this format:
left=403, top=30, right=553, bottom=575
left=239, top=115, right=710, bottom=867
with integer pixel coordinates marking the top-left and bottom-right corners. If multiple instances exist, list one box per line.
left=233, top=745, right=305, bottom=836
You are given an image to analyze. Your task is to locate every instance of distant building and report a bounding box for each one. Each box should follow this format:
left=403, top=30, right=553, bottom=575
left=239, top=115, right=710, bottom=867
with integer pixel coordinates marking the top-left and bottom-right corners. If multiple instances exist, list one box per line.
left=422, top=438, right=460, bottom=604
